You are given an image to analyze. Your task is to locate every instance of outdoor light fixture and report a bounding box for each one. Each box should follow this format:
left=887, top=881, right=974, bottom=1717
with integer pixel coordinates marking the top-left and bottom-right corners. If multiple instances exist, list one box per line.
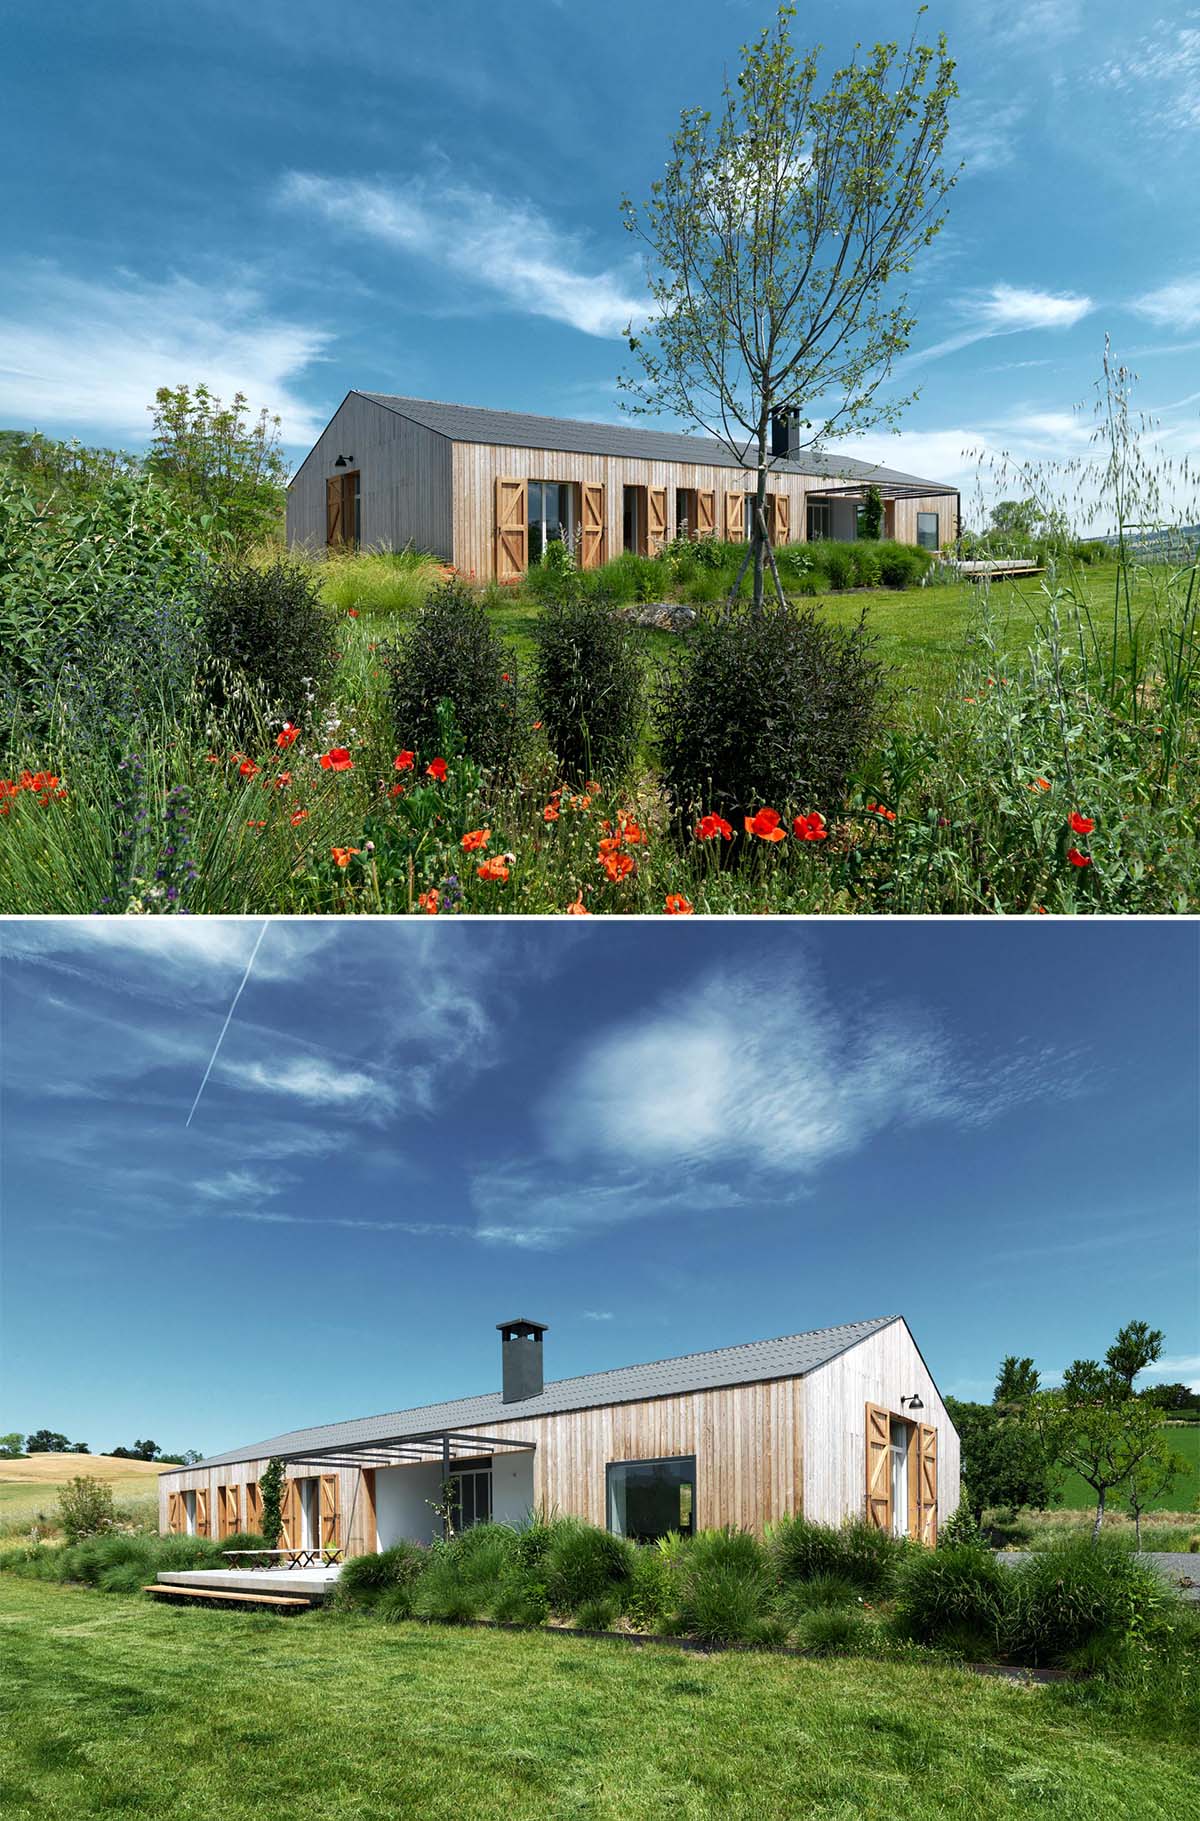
left=901, top=1395, right=924, bottom=1411
left=334, top=454, right=348, bottom=467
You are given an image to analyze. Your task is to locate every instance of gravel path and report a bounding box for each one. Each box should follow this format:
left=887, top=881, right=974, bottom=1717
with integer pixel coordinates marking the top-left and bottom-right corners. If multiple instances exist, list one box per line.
left=997, top=1550, right=1200, bottom=1600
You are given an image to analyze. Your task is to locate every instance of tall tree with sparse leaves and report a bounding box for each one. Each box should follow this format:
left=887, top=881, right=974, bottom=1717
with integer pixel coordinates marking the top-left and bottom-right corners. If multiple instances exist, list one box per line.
left=620, top=5, right=958, bottom=613
left=145, top=384, right=288, bottom=550
left=1105, top=1319, right=1164, bottom=1394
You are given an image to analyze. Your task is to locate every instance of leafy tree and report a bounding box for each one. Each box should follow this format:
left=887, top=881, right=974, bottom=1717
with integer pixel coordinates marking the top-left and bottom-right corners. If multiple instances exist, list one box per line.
left=25, top=1429, right=71, bottom=1454
left=260, top=1457, right=286, bottom=1549
left=57, top=1476, right=116, bottom=1543
left=1105, top=1319, right=1164, bottom=1393
left=0, top=1433, right=24, bottom=1458
left=1125, top=1443, right=1188, bottom=1550
left=620, top=5, right=957, bottom=612
left=945, top=1397, right=1054, bottom=1525
left=0, top=429, right=140, bottom=501
left=132, top=1439, right=160, bottom=1461
left=1139, top=1382, right=1199, bottom=1413
left=144, top=383, right=288, bottom=550
left=67, top=1442, right=90, bottom=1454
left=987, top=498, right=1040, bottom=539
left=1029, top=1358, right=1171, bottom=1543
left=994, top=1356, right=1040, bottom=1406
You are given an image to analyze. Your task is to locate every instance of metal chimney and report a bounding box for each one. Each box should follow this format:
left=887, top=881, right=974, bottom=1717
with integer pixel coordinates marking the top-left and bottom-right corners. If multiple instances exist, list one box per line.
left=771, top=408, right=801, bottom=459
left=497, top=1318, right=548, bottom=1402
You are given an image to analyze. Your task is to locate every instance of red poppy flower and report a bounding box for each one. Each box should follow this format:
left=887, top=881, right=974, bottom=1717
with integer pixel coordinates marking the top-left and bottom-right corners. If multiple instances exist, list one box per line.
left=1067, top=847, right=1092, bottom=868
left=417, top=889, right=440, bottom=914
left=502, top=672, right=511, bottom=682
left=461, top=828, right=491, bottom=851
left=664, top=894, right=694, bottom=915
left=331, top=846, right=360, bottom=868
left=1030, top=776, right=1051, bottom=792
left=599, top=850, right=635, bottom=881
left=543, top=804, right=560, bottom=822
left=865, top=802, right=896, bottom=823
left=276, top=723, right=299, bottom=749
left=619, top=816, right=647, bottom=845
left=246, top=819, right=267, bottom=829
left=238, top=758, right=260, bottom=778
left=320, top=747, right=353, bottom=772
left=1068, top=812, right=1095, bottom=836
left=565, top=894, right=590, bottom=915
left=694, top=813, right=733, bottom=842
left=597, top=834, right=622, bottom=856
left=389, top=783, right=406, bottom=798
left=476, top=857, right=510, bottom=882
left=793, top=811, right=827, bottom=842
left=394, top=751, right=415, bottom=771
left=426, top=757, right=448, bottom=782
left=289, top=809, right=309, bottom=826
left=745, top=808, right=786, bottom=841
left=347, top=609, right=359, bottom=618
left=532, top=720, right=544, bottom=731
left=272, top=771, right=292, bottom=789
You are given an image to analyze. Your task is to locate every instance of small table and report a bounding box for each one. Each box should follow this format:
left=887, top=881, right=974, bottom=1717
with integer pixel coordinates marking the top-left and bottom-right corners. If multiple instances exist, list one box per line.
left=221, top=1547, right=343, bottom=1570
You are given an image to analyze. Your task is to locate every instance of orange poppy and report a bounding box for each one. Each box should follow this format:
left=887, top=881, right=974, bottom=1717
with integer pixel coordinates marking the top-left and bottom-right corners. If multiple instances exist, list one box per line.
left=276, top=723, right=299, bottom=749
left=600, top=850, right=635, bottom=881
left=461, top=828, right=491, bottom=851
left=417, top=889, right=440, bottom=914
left=476, top=857, right=510, bottom=882
left=331, top=846, right=360, bottom=867
left=320, top=748, right=353, bottom=772
left=426, top=757, right=448, bottom=782
left=664, top=894, right=694, bottom=915
left=564, top=894, right=590, bottom=915
left=395, top=750, right=415, bottom=771
left=745, top=807, right=786, bottom=842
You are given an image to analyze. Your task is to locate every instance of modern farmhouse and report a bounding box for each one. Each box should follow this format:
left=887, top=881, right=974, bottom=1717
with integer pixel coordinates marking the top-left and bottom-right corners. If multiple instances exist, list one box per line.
left=159, top=1315, right=960, bottom=1556
left=285, top=392, right=960, bottom=578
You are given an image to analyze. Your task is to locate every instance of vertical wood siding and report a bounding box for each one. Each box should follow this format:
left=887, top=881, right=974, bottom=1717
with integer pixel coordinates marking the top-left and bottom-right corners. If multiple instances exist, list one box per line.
left=801, top=1319, right=960, bottom=1529
left=286, top=394, right=453, bottom=558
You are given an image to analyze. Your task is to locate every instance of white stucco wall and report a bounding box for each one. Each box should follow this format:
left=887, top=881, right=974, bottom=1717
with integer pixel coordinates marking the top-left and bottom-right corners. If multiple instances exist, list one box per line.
left=375, top=1463, right=443, bottom=1547
left=491, top=1451, right=535, bottom=1525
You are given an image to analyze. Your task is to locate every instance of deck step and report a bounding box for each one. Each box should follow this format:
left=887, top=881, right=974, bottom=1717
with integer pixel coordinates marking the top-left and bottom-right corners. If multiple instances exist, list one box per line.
left=145, top=1585, right=311, bottom=1609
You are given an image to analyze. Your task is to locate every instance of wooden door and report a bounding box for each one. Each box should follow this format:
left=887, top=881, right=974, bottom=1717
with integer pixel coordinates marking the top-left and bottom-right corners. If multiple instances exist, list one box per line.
left=696, top=491, right=716, bottom=539
left=194, top=1487, right=210, bottom=1539
left=773, top=492, right=790, bottom=545
left=320, top=1475, right=341, bottom=1550
left=647, top=487, right=667, bottom=555
left=580, top=483, right=605, bottom=570
left=218, top=1484, right=240, bottom=1538
left=495, top=478, right=528, bottom=580
left=326, top=476, right=345, bottom=548
left=278, top=1480, right=300, bottom=1551
left=865, top=1404, right=891, bottom=1531
left=725, top=492, right=744, bottom=540
left=917, top=1426, right=938, bottom=1546
left=167, top=1491, right=184, bottom=1535
left=245, top=1482, right=262, bottom=1534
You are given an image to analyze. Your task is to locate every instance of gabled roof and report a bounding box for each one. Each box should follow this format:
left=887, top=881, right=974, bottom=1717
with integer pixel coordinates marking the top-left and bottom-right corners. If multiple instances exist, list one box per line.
left=184, top=1315, right=900, bottom=1471
left=355, top=392, right=950, bottom=493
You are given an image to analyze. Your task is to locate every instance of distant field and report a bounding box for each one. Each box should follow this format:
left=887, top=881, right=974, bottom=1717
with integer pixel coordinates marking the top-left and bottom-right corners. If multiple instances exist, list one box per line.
left=0, top=1455, right=161, bottom=1530
left=1055, top=1424, right=1199, bottom=1516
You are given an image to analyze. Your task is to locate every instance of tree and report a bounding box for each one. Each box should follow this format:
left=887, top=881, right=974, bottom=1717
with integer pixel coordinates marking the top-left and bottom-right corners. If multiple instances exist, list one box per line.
left=1125, top=1442, right=1188, bottom=1550
left=987, top=498, right=1040, bottom=539
left=57, top=1476, right=116, bottom=1544
left=25, top=1429, right=71, bottom=1453
left=1139, top=1382, right=1199, bottom=1413
left=859, top=484, right=884, bottom=541
left=260, top=1457, right=285, bottom=1549
left=994, top=1356, right=1040, bottom=1407
left=620, top=5, right=957, bottom=613
left=1029, top=1358, right=1171, bottom=1543
left=144, top=384, right=288, bottom=550
left=0, top=1434, right=24, bottom=1458
left=945, top=1397, right=1055, bottom=1525
left=67, top=1442, right=90, bottom=1454
left=132, top=1439, right=160, bottom=1461
left=1105, top=1319, right=1164, bottom=1394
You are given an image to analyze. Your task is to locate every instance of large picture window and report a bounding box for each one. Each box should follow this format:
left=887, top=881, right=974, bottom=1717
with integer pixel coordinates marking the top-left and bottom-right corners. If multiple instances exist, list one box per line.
left=806, top=500, right=831, bottom=541
left=916, top=511, right=939, bottom=551
left=528, top=481, right=575, bottom=563
left=448, top=1464, right=493, bottom=1533
left=607, top=1455, right=696, bottom=1542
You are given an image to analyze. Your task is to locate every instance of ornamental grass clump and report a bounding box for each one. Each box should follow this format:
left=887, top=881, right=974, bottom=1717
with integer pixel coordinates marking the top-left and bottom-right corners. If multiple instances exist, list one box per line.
left=672, top=1527, right=779, bottom=1645
left=384, top=580, right=526, bottom=779
left=891, top=1543, right=1009, bottom=1655
left=334, top=1542, right=428, bottom=1612
left=1002, top=1537, right=1167, bottom=1667
left=542, top=1519, right=634, bottom=1616
left=530, top=596, right=645, bottom=782
left=653, top=602, right=884, bottom=836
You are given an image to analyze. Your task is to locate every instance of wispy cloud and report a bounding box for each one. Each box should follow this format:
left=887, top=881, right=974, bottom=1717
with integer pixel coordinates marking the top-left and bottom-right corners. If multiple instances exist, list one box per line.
left=986, top=1, right=1085, bottom=47
left=1132, top=274, right=1200, bottom=333
left=953, top=98, right=1029, bottom=175
left=472, top=1170, right=749, bottom=1251
left=898, top=283, right=1094, bottom=375
left=218, top=1055, right=399, bottom=1120
left=582, top=1310, right=614, bottom=1322
left=279, top=169, right=646, bottom=339
left=0, top=263, right=329, bottom=444
left=1093, top=23, right=1200, bottom=133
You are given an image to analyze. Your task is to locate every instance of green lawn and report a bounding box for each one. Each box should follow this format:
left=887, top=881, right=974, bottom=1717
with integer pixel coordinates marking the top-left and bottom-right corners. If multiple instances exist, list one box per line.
left=2, top=1579, right=1197, bottom=1821
left=1055, top=1424, right=1200, bottom=1517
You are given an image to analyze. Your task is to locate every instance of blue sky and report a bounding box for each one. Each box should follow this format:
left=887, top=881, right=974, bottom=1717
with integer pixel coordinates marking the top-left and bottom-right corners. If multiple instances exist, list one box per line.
left=1, top=918, right=1196, bottom=1455
left=2, top=1, right=1198, bottom=527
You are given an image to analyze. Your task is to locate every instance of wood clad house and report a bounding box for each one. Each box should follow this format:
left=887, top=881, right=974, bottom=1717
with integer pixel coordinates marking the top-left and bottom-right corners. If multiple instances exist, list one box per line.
left=286, top=393, right=961, bottom=579
left=159, top=1315, right=959, bottom=1555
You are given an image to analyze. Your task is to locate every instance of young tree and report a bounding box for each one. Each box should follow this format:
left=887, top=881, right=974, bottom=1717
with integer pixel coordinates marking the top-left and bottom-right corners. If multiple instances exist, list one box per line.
left=1105, top=1319, right=1164, bottom=1394
left=0, top=1434, right=24, bottom=1458
left=1030, top=1359, right=1171, bottom=1543
left=260, top=1457, right=286, bottom=1549
left=860, top=484, right=884, bottom=541
left=993, top=1356, right=1040, bottom=1407
left=1125, top=1442, right=1187, bottom=1550
left=620, top=5, right=958, bottom=612
left=144, top=384, right=288, bottom=550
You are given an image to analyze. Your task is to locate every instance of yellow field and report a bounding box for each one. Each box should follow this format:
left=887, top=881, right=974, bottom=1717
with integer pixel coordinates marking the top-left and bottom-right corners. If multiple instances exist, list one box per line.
left=0, top=1455, right=161, bottom=1530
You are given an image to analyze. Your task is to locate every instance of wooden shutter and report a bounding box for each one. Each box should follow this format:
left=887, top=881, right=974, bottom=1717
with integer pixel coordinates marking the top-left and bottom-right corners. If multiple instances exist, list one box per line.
left=865, top=1404, right=892, bottom=1531
left=696, top=491, right=716, bottom=538
left=326, top=476, right=345, bottom=548
left=245, top=1482, right=261, bottom=1533
left=220, top=1484, right=241, bottom=1538
left=320, top=1475, right=341, bottom=1549
left=774, top=492, right=790, bottom=544
left=917, top=1425, right=938, bottom=1546
left=167, top=1491, right=184, bottom=1535
left=647, top=487, right=667, bottom=555
left=580, top=482, right=605, bottom=570
left=361, top=1468, right=378, bottom=1554
left=725, top=492, right=744, bottom=540
left=194, top=1487, right=210, bottom=1538
left=495, top=478, right=528, bottom=580
left=278, top=1480, right=300, bottom=1551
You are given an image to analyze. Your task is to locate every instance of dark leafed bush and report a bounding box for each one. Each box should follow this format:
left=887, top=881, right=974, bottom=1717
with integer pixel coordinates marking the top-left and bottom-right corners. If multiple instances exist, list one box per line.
left=531, top=596, right=645, bottom=781
left=653, top=603, right=884, bottom=830
left=198, top=558, right=337, bottom=736
left=891, top=1542, right=1009, bottom=1650
left=542, top=1520, right=634, bottom=1615
left=385, top=580, right=525, bottom=778
left=1002, top=1539, right=1167, bottom=1667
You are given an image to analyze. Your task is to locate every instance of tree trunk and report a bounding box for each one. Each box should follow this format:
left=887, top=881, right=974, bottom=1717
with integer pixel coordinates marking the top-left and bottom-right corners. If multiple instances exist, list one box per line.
left=1132, top=1503, right=1142, bottom=1550
left=1091, top=1484, right=1106, bottom=1544
left=753, top=426, right=768, bottom=616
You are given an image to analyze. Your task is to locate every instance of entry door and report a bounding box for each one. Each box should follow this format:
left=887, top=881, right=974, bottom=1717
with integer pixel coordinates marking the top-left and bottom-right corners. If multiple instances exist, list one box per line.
left=326, top=471, right=359, bottom=549
left=889, top=1421, right=910, bottom=1539
left=623, top=485, right=645, bottom=555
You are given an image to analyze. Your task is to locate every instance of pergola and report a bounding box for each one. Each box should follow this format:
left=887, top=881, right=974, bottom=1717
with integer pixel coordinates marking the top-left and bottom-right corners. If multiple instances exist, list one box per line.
left=274, top=1427, right=535, bottom=1479
left=803, top=480, right=959, bottom=504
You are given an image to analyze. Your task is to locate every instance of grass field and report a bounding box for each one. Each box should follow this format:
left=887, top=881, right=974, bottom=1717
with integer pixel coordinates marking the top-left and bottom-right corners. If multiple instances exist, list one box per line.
left=1, top=1578, right=1197, bottom=1821
left=1053, top=1425, right=1200, bottom=1517
left=0, top=1457, right=160, bottom=1533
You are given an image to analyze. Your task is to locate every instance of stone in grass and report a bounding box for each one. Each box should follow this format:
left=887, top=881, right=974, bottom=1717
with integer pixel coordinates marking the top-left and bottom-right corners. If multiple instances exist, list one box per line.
left=616, top=603, right=698, bottom=633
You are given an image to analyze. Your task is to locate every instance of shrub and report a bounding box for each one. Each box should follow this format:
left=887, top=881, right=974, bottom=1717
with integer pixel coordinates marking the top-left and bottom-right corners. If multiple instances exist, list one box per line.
left=543, top=1521, right=634, bottom=1615
left=937, top=1500, right=984, bottom=1549
left=384, top=580, right=525, bottom=778
left=197, top=558, right=338, bottom=738
left=490, top=1571, right=549, bottom=1627
left=1003, top=1539, right=1167, bottom=1667
left=674, top=1556, right=774, bottom=1644
left=686, top=1526, right=766, bottom=1577
left=220, top=1532, right=269, bottom=1554
left=530, top=596, right=645, bottom=781
left=653, top=603, right=884, bottom=830
left=57, top=1477, right=116, bottom=1543
left=776, top=1572, right=861, bottom=1620
left=892, top=1543, right=1009, bottom=1651
left=793, top=1604, right=871, bottom=1655
left=375, top=1584, right=417, bottom=1622
left=850, top=545, right=881, bottom=589
left=823, top=544, right=856, bottom=590
left=336, top=1543, right=427, bottom=1610
left=877, top=543, right=927, bottom=588
left=524, top=541, right=579, bottom=603
left=572, top=1594, right=622, bottom=1631
left=768, top=1515, right=905, bottom=1594
left=622, top=1544, right=676, bottom=1631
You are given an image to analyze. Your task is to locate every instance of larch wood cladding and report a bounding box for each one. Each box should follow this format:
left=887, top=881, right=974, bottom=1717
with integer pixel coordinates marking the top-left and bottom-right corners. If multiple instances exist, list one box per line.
left=801, top=1319, right=959, bottom=1530
left=286, top=392, right=453, bottom=557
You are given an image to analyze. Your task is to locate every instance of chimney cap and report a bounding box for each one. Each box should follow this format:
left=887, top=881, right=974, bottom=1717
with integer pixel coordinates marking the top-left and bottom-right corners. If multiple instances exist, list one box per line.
left=496, top=1317, right=548, bottom=1336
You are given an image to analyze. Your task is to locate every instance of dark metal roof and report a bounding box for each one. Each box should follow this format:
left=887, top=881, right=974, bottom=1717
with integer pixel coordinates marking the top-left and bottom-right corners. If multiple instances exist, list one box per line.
left=180, top=1315, right=899, bottom=1471
left=355, top=392, right=951, bottom=493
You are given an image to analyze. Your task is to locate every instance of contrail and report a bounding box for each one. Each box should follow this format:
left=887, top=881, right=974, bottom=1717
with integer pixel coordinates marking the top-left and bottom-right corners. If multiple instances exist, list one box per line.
left=185, top=922, right=269, bottom=1127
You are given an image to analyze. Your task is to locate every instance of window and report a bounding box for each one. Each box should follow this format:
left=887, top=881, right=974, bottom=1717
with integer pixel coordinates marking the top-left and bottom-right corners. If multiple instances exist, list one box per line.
left=806, top=500, right=832, bottom=541
left=675, top=488, right=698, bottom=539
left=448, top=1464, right=492, bottom=1533
left=622, top=485, right=644, bottom=554
left=889, top=1420, right=911, bottom=1540
left=607, top=1455, right=696, bottom=1542
left=528, top=481, right=575, bottom=563
left=184, top=1489, right=196, bottom=1536
left=916, top=512, right=939, bottom=552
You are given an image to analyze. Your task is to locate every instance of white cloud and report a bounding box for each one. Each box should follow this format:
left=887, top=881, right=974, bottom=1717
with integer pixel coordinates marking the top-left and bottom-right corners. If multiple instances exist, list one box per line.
left=219, top=1055, right=398, bottom=1118
left=192, top=1168, right=287, bottom=1204
left=1132, top=275, right=1200, bottom=332
left=279, top=170, right=646, bottom=339
left=0, top=264, right=329, bottom=444
left=986, top=1, right=1085, bottom=47
left=1093, top=24, right=1200, bottom=132
left=582, top=1310, right=614, bottom=1321
left=473, top=1170, right=748, bottom=1250
left=953, top=98, right=1028, bottom=175
left=974, top=286, right=1094, bottom=332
